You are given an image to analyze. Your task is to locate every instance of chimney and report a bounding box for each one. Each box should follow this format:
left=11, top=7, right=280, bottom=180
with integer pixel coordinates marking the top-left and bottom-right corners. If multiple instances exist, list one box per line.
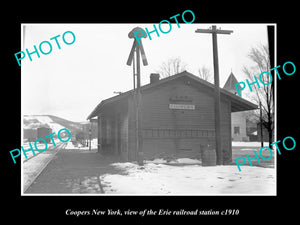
left=150, top=73, right=160, bottom=84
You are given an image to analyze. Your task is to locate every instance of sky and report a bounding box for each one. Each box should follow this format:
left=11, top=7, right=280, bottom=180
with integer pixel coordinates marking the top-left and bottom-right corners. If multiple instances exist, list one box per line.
left=21, top=23, right=271, bottom=122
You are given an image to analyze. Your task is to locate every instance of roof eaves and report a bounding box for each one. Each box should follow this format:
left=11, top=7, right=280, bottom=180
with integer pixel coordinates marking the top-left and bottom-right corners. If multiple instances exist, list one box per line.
left=86, top=101, right=104, bottom=120
left=87, top=90, right=134, bottom=120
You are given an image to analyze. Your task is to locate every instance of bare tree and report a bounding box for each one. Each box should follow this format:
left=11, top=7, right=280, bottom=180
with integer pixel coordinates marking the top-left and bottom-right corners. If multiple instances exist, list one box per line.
left=197, top=65, right=212, bottom=83
left=157, top=57, right=187, bottom=78
left=242, top=44, right=273, bottom=145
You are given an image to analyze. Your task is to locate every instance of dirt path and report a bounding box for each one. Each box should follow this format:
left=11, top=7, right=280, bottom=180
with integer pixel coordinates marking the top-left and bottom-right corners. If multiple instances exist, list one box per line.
left=25, top=150, right=125, bottom=194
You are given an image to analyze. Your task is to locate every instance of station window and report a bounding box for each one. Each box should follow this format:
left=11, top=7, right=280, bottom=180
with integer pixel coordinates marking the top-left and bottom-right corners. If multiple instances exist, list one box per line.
left=234, top=126, right=240, bottom=135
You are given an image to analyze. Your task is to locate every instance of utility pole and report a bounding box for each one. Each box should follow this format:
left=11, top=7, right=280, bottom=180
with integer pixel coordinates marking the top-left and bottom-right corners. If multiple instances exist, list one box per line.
left=195, top=25, right=233, bottom=165
left=127, top=27, right=148, bottom=165
left=260, top=101, right=264, bottom=148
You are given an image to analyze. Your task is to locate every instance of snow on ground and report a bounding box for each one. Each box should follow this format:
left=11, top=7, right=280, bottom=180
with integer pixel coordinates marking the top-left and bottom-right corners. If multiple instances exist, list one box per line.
left=23, top=153, right=55, bottom=192
left=232, top=141, right=269, bottom=147
left=21, top=141, right=56, bottom=161
left=65, top=176, right=102, bottom=193
left=100, top=161, right=275, bottom=195
left=64, top=139, right=97, bottom=151
left=65, top=141, right=77, bottom=149
left=22, top=142, right=65, bottom=193
left=145, top=158, right=201, bottom=164
left=24, top=115, right=65, bottom=133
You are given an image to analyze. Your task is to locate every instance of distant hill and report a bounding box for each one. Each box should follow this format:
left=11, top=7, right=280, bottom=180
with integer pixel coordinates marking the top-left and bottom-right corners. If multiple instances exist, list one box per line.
left=23, top=115, right=84, bottom=134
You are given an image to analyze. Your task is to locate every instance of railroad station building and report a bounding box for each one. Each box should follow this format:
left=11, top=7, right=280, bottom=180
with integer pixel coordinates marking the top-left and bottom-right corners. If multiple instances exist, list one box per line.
left=87, top=71, right=257, bottom=164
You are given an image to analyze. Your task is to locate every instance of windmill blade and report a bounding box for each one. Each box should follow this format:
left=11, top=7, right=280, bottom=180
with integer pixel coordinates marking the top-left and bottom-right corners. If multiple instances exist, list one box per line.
left=126, top=40, right=137, bottom=66
left=139, top=39, right=148, bottom=66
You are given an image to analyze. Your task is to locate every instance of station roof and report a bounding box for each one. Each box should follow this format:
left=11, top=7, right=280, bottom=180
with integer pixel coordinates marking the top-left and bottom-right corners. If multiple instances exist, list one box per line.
left=87, top=71, right=257, bottom=120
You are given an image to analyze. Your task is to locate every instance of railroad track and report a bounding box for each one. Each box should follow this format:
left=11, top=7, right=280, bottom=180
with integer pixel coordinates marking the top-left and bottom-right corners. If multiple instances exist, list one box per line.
left=22, top=139, right=65, bottom=162
left=23, top=144, right=57, bottom=163
left=23, top=142, right=67, bottom=193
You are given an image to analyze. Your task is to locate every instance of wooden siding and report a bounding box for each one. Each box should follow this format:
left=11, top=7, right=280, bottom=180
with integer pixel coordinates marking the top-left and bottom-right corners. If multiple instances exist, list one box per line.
left=98, top=78, right=233, bottom=164
left=137, top=79, right=232, bottom=163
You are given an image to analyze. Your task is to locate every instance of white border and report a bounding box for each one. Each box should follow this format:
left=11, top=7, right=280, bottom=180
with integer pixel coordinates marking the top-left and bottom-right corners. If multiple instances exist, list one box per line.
left=21, top=23, right=277, bottom=196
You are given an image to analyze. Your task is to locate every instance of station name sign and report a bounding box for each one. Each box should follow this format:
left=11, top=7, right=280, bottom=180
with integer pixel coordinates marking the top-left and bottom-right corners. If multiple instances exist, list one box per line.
left=169, top=104, right=195, bottom=110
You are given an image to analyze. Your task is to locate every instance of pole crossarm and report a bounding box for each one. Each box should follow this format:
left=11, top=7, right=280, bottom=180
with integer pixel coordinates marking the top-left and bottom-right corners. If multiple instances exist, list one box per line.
left=195, top=28, right=233, bottom=35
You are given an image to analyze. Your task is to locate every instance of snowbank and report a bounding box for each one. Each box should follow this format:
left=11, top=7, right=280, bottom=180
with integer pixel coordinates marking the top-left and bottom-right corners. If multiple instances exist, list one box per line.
left=175, top=158, right=202, bottom=164
left=145, top=158, right=201, bottom=165
left=100, top=161, right=275, bottom=195
left=232, top=141, right=269, bottom=147
left=64, top=139, right=97, bottom=151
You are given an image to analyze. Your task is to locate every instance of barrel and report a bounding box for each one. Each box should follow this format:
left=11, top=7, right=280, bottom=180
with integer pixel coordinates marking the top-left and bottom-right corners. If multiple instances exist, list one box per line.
left=202, top=148, right=216, bottom=166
